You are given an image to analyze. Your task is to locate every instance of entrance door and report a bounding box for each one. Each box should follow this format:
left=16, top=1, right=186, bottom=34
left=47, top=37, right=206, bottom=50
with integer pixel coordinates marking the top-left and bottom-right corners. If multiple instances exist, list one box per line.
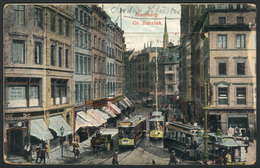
left=7, top=128, right=24, bottom=155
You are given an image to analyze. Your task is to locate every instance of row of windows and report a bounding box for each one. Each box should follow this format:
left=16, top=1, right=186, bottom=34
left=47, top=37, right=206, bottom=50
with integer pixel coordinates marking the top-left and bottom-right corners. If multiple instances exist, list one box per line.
left=93, top=80, right=106, bottom=99
left=93, top=35, right=106, bottom=52
left=75, top=83, right=91, bottom=103
left=75, top=54, right=91, bottom=74
left=217, top=34, right=248, bottom=49
left=218, top=16, right=244, bottom=25
left=93, top=56, right=106, bottom=73
left=217, top=87, right=246, bottom=105
left=51, top=79, right=68, bottom=105
left=218, top=60, right=247, bottom=76
left=50, top=44, right=70, bottom=68
left=75, top=7, right=91, bottom=26
left=93, top=16, right=106, bottom=33
left=50, top=13, right=70, bottom=37
left=75, top=29, right=91, bottom=49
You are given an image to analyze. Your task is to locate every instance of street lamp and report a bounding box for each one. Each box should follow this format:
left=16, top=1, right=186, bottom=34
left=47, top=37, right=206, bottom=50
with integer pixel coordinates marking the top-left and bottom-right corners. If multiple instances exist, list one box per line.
left=60, top=126, right=64, bottom=158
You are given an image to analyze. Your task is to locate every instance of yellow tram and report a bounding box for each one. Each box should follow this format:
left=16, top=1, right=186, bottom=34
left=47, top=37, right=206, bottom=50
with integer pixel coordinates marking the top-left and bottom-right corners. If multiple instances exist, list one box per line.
left=149, top=111, right=164, bottom=140
left=118, top=115, right=146, bottom=148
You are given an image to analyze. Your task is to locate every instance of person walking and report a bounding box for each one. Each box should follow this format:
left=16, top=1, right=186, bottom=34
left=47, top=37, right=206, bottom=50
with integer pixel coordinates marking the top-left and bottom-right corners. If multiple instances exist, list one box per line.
left=112, top=150, right=119, bottom=165
left=169, top=150, right=177, bottom=165
left=45, top=143, right=49, bottom=159
left=35, top=144, right=41, bottom=163
left=74, top=145, right=80, bottom=159
left=26, top=144, right=32, bottom=162
left=40, top=144, right=46, bottom=164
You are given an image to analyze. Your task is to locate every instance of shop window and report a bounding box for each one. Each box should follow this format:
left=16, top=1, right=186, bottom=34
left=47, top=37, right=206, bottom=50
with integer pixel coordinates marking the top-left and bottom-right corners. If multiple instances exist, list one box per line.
left=236, top=34, right=245, bottom=48
left=12, top=40, right=25, bottom=63
left=218, top=62, right=226, bottom=75
left=236, top=87, right=246, bottom=105
left=13, top=5, right=25, bottom=25
left=34, top=8, right=43, bottom=27
left=218, top=87, right=228, bottom=105
left=217, top=34, right=227, bottom=48
left=237, top=61, right=245, bottom=75
left=35, top=42, right=42, bottom=64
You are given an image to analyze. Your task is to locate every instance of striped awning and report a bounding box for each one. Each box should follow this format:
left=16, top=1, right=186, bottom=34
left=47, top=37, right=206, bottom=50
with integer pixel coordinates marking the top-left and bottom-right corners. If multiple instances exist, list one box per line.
left=77, top=111, right=102, bottom=127
left=119, top=101, right=128, bottom=109
left=87, top=109, right=107, bottom=125
left=94, top=109, right=111, bottom=120
left=49, top=115, right=73, bottom=136
left=101, top=106, right=117, bottom=118
left=122, top=99, right=131, bottom=107
left=108, top=102, right=121, bottom=114
left=30, top=118, right=54, bottom=141
left=124, top=97, right=133, bottom=106
left=76, top=115, right=93, bottom=131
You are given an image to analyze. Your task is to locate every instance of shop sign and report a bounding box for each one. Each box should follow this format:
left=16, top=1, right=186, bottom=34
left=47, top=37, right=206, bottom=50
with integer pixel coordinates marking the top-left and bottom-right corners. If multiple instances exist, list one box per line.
left=93, top=98, right=107, bottom=109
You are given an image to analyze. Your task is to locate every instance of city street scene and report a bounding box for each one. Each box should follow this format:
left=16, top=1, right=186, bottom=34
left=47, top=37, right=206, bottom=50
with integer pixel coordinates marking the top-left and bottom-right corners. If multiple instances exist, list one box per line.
left=2, top=3, right=256, bottom=166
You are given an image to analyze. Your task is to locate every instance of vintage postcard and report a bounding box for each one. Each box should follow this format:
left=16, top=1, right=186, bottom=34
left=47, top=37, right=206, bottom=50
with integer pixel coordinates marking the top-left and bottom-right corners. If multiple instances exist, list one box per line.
left=2, top=2, right=256, bottom=166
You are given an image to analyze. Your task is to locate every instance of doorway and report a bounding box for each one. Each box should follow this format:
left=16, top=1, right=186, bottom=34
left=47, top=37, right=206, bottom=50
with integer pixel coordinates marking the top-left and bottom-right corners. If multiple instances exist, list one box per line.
left=7, top=128, right=25, bottom=155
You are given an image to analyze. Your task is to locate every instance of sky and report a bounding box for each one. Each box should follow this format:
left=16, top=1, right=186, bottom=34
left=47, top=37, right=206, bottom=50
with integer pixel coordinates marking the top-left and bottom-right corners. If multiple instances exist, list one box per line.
left=101, top=4, right=181, bottom=51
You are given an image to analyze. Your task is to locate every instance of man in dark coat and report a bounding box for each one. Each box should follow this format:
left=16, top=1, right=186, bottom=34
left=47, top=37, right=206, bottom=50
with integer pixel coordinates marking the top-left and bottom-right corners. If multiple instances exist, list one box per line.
left=35, top=144, right=41, bottom=163
left=112, top=150, right=119, bottom=165
left=40, top=144, right=46, bottom=164
left=169, top=150, right=177, bottom=165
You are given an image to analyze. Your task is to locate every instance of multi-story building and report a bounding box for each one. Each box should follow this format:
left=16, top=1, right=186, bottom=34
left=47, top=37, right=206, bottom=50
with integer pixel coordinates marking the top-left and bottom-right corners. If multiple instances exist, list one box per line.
left=73, top=5, right=92, bottom=128
left=3, top=5, right=74, bottom=155
left=179, top=4, right=256, bottom=135
left=91, top=5, right=108, bottom=100
left=106, top=17, right=116, bottom=98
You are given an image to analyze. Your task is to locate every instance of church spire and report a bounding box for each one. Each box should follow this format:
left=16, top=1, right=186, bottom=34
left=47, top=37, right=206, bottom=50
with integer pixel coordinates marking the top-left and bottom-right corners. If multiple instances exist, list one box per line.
left=163, top=16, right=168, bottom=48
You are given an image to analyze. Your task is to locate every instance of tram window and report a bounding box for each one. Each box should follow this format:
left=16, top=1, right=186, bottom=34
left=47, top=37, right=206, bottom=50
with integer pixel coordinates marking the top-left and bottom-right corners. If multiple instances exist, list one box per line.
left=186, top=137, right=191, bottom=145
left=129, top=128, right=134, bottom=138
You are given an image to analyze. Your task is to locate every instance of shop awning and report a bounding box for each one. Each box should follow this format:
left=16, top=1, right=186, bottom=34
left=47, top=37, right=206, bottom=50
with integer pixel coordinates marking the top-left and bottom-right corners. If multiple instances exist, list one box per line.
left=75, top=115, right=93, bottom=131
left=102, top=107, right=117, bottom=118
left=124, top=97, right=133, bottom=106
left=94, top=109, right=111, bottom=120
left=119, top=101, right=128, bottom=109
left=87, top=109, right=107, bottom=125
left=30, top=118, right=54, bottom=141
left=122, top=99, right=131, bottom=107
left=49, top=115, right=73, bottom=136
left=108, top=102, right=121, bottom=114
left=77, top=111, right=102, bottom=127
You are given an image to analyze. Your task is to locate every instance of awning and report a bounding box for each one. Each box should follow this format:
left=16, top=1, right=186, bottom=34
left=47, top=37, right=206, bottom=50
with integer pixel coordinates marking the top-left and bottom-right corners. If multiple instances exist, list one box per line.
left=108, top=102, right=121, bottom=114
left=49, top=115, right=73, bottom=136
left=119, top=101, right=128, bottom=109
left=87, top=109, right=107, bottom=125
left=94, top=109, right=111, bottom=120
left=124, top=97, right=133, bottom=106
left=122, top=99, right=131, bottom=107
left=78, top=111, right=102, bottom=127
left=75, top=115, right=93, bottom=131
left=30, top=118, right=54, bottom=141
left=101, top=107, right=117, bottom=118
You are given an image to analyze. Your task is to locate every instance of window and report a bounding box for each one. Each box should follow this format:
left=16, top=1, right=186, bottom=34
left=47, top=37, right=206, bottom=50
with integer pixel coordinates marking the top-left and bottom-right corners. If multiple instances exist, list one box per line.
left=80, top=10, right=83, bottom=23
left=217, top=35, right=227, bottom=48
left=168, top=75, right=173, bottom=81
left=51, top=45, right=55, bottom=66
left=84, top=84, right=87, bottom=100
left=80, top=32, right=83, bottom=47
left=58, top=47, right=62, bottom=67
left=237, top=17, right=244, bottom=24
left=94, top=57, right=96, bottom=72
left=237, top=87, right=246, bottom=105
left=65, top=49, right=69, bottom=68
left=75, top=8, right=78, bottom=21
left=51, top=79, right=68, bottom=105
left=218, top=17, right=226, bottom=24
left=80, top=84, right=83, bottom=102
left=51, top=13, right=55, bottom=32
left=12, top=40, right=25, bottom=63
left=218, top=62, right=226, bottom=75
left=80, top=56, right=83, bottom=73
left=98, top=38, right=101, bottom=50
left=94, top=17, right=97, bottom=27
left=107, top=63, right=109, bottom=75
left=84, top=13, right=87, bottom=25
left=88, top=34, right=91, bottom=49
left=6, top=78, right=41, bottom=108
left=75, top=84, right=79, bottom=103
left=88, top=15, right=90, bottom=26
left=88, top=83, right=91, bottom=99
left=94, top=81, right=96, bottom=99
left=58, top=18, right=63, bottom=34
left=65, top=21, right=69, bottom=37
left=13, top=5, right=25, bottom=25
left=75, top=29, right=79, bottom=46
left=84, top=57, right=87, bottom=74
left=84, top=33, right=88, bottom=48
left=218, top=87, right=228, bottom=105
left=236, top=34, right=245, bottom=48
left=34, top=8, right=43, bottom=27
left=35, top=42, right=42, bottom=64
left=168, top=65, right=172, bottom=71
left=237, top=61, right=245, bottom=75
left=94, top=35, right=96, bottom=48
left=102, top=40, right=105, bottom=52
left=88, top=57, right=91, bottom=73
left=75, top=55, right=79, bottom=72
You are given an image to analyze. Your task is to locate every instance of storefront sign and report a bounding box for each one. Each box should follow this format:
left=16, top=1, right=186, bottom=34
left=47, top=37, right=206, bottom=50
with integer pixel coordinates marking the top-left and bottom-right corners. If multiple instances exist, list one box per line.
left=93, top=99, right=107, bottom=109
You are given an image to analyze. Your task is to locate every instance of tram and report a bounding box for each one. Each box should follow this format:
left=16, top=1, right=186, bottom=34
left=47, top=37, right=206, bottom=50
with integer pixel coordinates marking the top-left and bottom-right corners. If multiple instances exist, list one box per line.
left=118, top=115, right=146, bottom=149
left=149, top=111, right=164, bottom=140
left=163, top=121, right=204, bottom=159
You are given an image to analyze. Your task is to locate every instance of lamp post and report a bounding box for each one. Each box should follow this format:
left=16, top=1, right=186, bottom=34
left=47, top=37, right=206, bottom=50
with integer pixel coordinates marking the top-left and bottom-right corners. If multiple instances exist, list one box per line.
left=203, top=81, right=209, bottom=164
left=60, top=126, right=64, bottom=158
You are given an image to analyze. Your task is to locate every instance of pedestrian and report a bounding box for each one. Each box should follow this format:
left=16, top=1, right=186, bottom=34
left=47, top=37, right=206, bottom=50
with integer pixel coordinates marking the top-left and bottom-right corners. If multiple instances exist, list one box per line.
left=45, top=143, right=49, bottom=159
left=74, top=145, right=80, bottom=159
left=225, top=151, right=232, bottom=165
left=40, top=144, right=46, bottom=164
left=169, top=150, right=177, bottom=165
left=26, top=144, right=32, bottom=162
left=69, top=134, right=73, bottom=145
left=152, top=159, right=156, bottom=165
left=24, top=145, right=28, bottom=161
left=35, top=144, right=41, bottom=163
left=112, top=150, right=119, bottom=165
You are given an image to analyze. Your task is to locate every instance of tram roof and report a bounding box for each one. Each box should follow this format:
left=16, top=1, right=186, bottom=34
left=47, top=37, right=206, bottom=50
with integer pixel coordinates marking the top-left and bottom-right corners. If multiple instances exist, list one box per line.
left=151, top=111, right=163, bottom=116
left=119, top=115, right=146, bottom=127
left=149, top=116, right=164, bottom=122
left=167, top=121, right=203, bottom=130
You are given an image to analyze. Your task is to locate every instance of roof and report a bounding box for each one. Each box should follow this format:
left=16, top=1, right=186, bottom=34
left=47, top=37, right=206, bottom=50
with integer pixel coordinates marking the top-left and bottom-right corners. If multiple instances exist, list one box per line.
left=149, top=116, right=165, bottom=122
left=101, top=106, right=117, bottom=118
left=49, top=115, right=73, bottom=136
left=108, top=102, right=121, bottom=114
left=77, top=111, right=102, bottom=127
left=94, top=109, right=111, bottom=120
left=30, top=118, right=54, bottom=141
left=151, top=111, right=163, bottom=116
left=87, top=109, right=107, bottom=124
